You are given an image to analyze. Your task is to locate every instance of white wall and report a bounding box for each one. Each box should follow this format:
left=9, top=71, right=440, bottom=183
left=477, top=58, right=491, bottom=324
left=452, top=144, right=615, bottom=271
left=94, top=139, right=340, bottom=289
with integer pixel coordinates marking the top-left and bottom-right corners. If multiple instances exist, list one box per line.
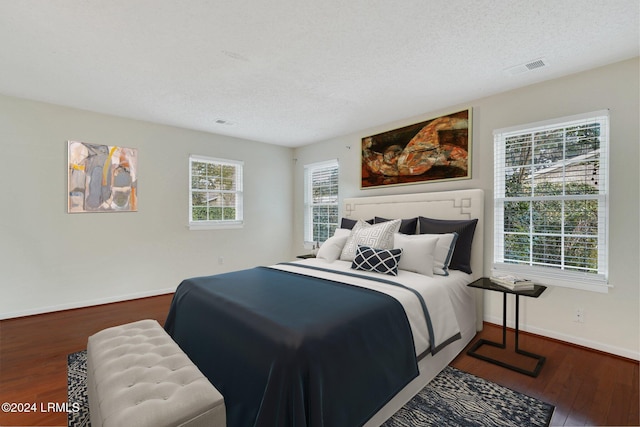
left=2, top=59, right=637, bottom=360
left=0, top=95, right=294, bottom=319
left=292, top=58, right=640, bottom=360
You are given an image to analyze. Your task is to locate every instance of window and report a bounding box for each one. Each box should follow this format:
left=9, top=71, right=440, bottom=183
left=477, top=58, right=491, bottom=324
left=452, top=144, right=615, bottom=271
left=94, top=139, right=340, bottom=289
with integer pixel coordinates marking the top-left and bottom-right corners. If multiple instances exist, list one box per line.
left=493, top=110, right=609, bottom=292
left=304, top=159, right=339, bottom=244
left=189, top=155, right=243, bottom=229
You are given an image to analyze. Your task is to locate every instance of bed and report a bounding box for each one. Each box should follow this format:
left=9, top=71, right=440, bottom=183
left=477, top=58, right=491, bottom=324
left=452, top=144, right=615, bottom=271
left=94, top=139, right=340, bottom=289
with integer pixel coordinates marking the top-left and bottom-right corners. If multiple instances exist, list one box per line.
left=165, top=189, right=484, bottom=427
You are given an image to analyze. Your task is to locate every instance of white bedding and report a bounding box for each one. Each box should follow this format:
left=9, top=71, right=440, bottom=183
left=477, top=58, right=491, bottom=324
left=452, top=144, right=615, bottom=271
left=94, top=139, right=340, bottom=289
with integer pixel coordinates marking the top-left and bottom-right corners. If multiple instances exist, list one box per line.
left=333, top=189, right=483, bottom=424
left=272, top=258, right=472, bottom=359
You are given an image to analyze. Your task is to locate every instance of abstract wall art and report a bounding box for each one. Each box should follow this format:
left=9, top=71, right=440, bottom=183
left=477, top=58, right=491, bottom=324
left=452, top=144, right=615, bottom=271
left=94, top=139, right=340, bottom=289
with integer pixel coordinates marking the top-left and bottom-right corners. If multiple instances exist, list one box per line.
left=68, top=141, right=138, bottom=213
left=361, top=109, right=471, bottom=188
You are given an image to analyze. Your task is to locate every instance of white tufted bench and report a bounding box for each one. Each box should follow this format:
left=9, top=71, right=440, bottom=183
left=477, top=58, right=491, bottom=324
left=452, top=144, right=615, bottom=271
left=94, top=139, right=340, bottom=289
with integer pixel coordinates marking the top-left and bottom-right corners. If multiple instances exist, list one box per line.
left=86, top=319, right=225, bottom=427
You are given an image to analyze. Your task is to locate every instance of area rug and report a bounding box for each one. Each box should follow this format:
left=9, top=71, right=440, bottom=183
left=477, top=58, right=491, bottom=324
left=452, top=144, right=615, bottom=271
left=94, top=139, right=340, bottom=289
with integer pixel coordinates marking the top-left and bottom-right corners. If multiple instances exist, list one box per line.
left=383, top=366, right=554, bottom=427
left=67, top=351, right=90, bottom=427
left=68, top=351, right=554, bottom=427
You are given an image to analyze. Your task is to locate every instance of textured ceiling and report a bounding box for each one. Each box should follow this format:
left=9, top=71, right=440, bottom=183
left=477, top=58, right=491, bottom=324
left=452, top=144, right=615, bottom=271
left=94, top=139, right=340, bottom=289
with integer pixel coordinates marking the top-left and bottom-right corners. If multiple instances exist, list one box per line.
left=0, top=0, right=638, bottom=147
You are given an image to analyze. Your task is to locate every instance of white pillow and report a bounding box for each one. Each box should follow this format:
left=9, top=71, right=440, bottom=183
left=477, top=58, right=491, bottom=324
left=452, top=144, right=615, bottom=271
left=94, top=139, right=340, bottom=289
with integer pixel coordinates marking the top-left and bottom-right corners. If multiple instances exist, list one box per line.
left=340, top=219, right=401, bottom=261
left=420, top=233, right=458, bottom=275
left=393, top=233, right=439, bottom=276
left=333, top=228, right=352, bottom=238
left=316, top=235, right=349, bottom=262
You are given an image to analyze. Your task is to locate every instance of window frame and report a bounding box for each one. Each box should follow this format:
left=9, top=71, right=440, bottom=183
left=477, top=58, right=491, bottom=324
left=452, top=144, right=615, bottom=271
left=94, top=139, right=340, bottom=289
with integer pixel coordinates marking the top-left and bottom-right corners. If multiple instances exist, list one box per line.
left=304, top=159, right=339, bottom=244
left=493, top=110, right=610, bottom=293
left=189, top=154, right=244, bottom=230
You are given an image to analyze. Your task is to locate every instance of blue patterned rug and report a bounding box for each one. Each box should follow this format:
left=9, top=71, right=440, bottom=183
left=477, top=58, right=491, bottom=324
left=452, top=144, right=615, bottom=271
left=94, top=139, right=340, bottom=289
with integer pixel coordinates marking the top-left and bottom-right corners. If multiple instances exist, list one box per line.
left=383, top=366, right=554, bottom=427
left=67, top=351, right=90, bottom=427
left=68, top=351, right=553, bottom=427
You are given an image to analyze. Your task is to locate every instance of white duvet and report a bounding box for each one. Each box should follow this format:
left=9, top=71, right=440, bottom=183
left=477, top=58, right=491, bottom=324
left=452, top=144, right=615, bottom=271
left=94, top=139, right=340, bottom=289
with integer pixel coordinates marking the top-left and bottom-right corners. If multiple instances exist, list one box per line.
left=271, top=258, right=469, bottom=358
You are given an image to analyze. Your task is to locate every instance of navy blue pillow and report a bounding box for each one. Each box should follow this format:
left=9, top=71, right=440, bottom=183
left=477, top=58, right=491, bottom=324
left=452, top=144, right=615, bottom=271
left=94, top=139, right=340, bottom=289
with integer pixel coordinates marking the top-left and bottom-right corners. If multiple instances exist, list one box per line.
left=374, top=216, right=418, bottom=235
left=351, top=245, right=403, bottom=276
left=340, top=217, right=373, bottom=230
left=418, top=217, right=478, bottom=274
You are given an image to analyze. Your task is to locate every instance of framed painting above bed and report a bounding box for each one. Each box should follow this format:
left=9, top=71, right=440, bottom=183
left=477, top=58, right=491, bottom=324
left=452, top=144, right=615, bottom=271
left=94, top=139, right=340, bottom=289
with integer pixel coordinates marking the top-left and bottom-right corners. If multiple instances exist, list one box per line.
left=361, top=108, right=471, bottom=188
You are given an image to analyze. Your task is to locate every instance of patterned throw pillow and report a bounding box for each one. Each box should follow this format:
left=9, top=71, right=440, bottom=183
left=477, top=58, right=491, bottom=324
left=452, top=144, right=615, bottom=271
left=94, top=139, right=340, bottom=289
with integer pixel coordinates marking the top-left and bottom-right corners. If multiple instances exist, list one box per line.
left=351, top=245, right=403, bottom=276
left=340, top=219, right=401, bottom=261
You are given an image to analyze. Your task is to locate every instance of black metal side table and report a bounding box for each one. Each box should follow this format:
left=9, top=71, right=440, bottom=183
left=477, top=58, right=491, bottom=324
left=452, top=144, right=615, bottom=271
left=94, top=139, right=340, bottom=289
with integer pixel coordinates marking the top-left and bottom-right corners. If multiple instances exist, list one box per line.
left=467, top=277, right=547, bottom=377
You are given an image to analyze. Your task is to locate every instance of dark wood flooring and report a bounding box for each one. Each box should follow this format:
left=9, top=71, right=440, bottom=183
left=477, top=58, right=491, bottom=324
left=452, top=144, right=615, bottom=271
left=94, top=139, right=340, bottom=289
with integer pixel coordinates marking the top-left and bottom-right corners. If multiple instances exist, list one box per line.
left=451, top=325, right=639, bottom=426
left=0, top=294, right=637, bottom=426
left=0, top=294, right=174, bottom=427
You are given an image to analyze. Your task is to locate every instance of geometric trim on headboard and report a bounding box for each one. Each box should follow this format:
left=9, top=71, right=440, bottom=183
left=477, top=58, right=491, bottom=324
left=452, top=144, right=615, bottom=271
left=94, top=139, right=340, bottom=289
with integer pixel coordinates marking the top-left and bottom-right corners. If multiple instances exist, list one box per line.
left=344, top=193, right=479, bottom=220
left=342, top=188, right=485, bottom=331
left=345, top=198, right=473, bottom=218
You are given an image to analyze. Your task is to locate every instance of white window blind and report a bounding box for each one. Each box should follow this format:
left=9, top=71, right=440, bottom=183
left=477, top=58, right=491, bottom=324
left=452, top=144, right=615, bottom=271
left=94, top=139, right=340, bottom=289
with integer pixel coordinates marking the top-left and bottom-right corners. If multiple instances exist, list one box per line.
left=493, top=110, right=609, bottom=292
left=189, top=155, right=243, bottom=229
left=304, top=159, right=339, bottom=243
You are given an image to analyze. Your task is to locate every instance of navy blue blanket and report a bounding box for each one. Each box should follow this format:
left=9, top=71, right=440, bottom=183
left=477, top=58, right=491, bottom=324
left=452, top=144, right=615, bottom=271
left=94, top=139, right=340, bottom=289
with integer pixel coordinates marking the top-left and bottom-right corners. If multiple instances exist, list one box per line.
left=165, top=266, right=419, bottom=427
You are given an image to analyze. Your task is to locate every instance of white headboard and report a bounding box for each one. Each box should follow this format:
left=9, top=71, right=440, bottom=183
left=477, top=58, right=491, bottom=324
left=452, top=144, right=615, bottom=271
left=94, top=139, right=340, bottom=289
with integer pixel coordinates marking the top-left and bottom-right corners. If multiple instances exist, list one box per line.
left=343, top=189, right=485, bottom=329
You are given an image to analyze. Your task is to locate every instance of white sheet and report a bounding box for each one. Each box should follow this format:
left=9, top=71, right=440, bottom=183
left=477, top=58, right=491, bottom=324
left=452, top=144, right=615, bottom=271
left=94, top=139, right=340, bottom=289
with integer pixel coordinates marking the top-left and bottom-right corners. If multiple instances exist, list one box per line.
left=271, top=258, right=470, bottom=358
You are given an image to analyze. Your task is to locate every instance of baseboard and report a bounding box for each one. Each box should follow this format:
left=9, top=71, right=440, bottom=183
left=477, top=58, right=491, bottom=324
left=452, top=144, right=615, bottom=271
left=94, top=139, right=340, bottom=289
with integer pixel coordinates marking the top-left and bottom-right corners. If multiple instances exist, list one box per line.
left=0, top=288, right=176, bottom=320
left=484, top=315, right=640, bottom=362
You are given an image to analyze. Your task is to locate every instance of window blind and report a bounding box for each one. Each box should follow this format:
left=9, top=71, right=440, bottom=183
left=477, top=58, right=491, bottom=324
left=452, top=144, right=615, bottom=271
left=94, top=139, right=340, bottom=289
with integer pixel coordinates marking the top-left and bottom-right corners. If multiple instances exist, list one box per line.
left=304, top=159, right=339, bottom=243
left=493, top=110, right=609, bottom=292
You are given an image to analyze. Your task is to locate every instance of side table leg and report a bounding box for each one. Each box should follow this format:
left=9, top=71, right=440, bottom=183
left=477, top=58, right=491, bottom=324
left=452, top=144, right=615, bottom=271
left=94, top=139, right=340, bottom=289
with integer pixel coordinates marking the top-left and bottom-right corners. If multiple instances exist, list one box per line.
left=514, top=293, right=546, bottom=376
left=501, top=292, right=507, bottom=347
left=467, top=291, right=546, bottom=377
left=515, top=294, right=520, bottom=350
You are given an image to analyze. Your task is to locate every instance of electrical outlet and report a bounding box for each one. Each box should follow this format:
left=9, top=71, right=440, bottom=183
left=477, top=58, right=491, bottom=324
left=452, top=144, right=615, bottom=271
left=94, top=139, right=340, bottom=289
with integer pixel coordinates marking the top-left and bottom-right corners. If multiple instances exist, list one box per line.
left=218, top=256, right=224, bottom=265
left=574, top=307, right=585, bottom=323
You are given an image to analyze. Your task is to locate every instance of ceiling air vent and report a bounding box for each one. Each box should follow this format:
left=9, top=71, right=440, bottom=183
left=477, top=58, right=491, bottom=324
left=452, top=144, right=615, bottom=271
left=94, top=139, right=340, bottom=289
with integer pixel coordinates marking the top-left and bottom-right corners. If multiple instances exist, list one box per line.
left=504, top=58, right=549, bottom=76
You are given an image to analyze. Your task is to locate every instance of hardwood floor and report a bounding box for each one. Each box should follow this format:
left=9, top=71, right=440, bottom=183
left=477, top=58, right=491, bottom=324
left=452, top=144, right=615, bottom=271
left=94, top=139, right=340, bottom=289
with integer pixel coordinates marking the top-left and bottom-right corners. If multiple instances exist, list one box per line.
left=0, top=294, right=174, bottom=427
left=0, top=295, right=638, bottom=426
left=451, top=325, right=640, bottom=427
